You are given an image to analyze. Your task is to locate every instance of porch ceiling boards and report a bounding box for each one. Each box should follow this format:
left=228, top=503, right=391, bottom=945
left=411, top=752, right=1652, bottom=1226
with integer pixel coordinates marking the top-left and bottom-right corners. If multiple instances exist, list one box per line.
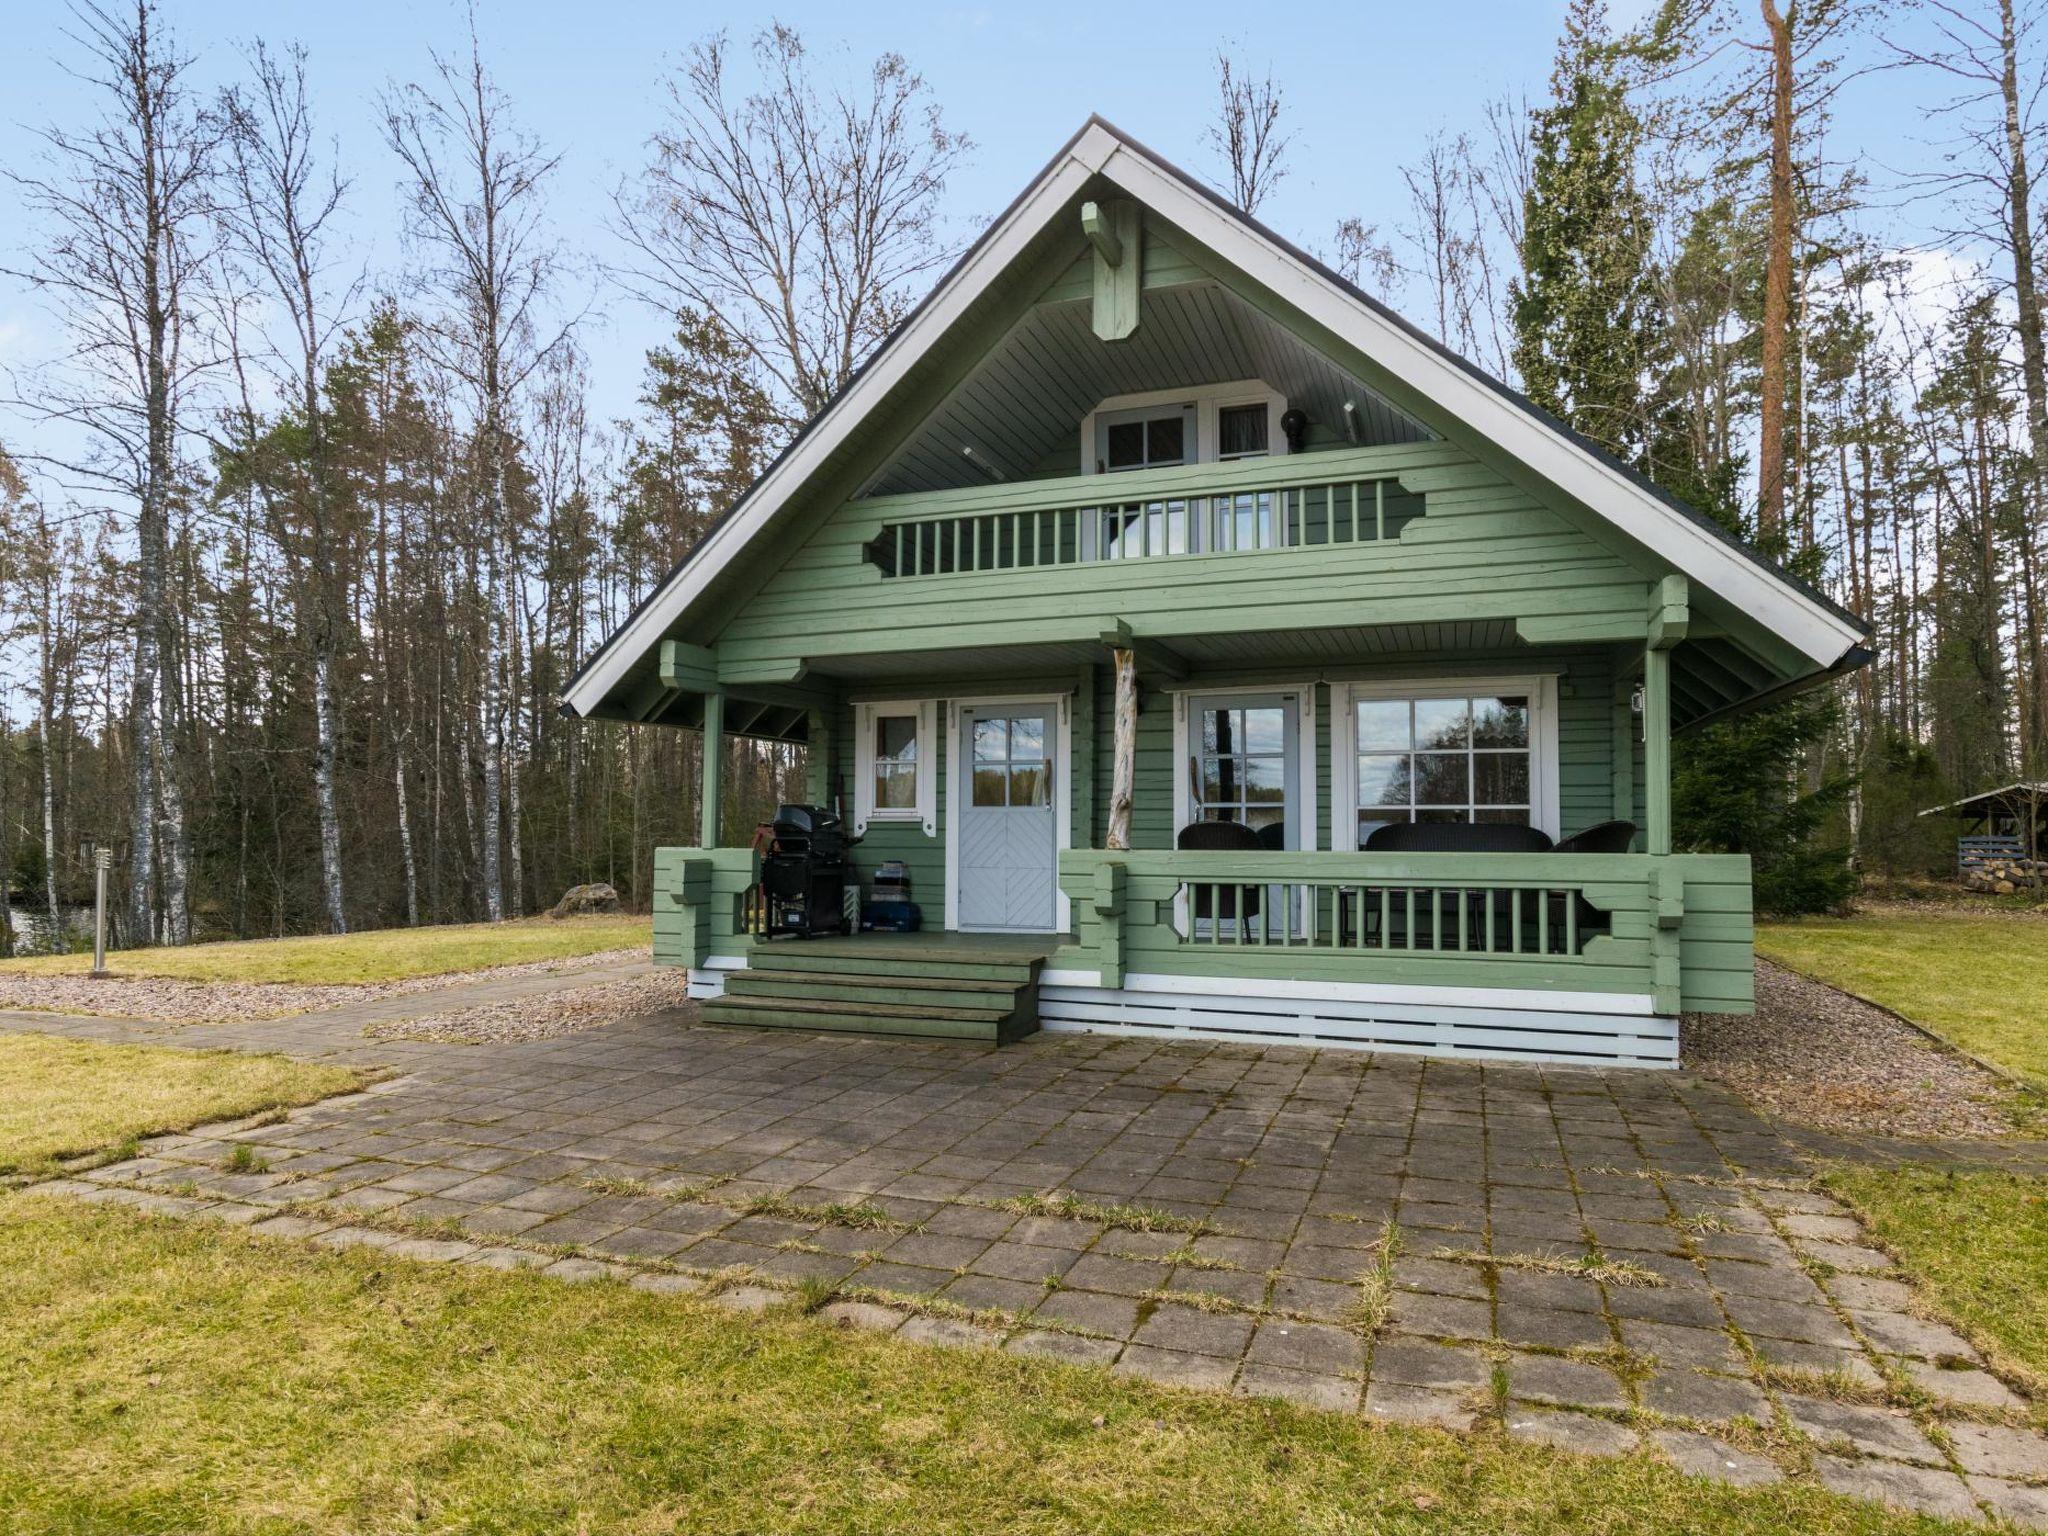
left=868, top=279, right=1433, bottom=496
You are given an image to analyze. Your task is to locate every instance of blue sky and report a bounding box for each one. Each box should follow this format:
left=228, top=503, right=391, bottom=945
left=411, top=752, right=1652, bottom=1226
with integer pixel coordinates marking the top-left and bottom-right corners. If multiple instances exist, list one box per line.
left=0, top=0, right=1986, bottom=478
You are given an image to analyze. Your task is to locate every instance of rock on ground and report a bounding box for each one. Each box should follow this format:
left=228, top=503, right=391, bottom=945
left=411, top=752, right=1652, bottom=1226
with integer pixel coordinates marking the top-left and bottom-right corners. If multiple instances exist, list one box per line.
left=549, top=882, right=622, bottom=918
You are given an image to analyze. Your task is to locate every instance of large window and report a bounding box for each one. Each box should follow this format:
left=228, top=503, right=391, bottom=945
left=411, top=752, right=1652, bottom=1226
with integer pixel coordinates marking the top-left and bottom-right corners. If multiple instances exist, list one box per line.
left=1350, top=691, right=1534, bottom=846
left=853, top=700, right=936, bottom=834
left=1097, top=405, right=1193, bottom=473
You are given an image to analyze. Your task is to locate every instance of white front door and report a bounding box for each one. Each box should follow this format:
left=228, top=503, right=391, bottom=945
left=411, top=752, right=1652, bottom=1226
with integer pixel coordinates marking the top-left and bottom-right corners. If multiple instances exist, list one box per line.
left=956, top=705, right=1057, bottom=931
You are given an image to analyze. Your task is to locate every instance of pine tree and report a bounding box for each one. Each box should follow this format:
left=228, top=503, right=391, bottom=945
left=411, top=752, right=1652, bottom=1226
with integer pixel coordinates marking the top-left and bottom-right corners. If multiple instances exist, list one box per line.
left=1510, top=0, right=1660, bottom=462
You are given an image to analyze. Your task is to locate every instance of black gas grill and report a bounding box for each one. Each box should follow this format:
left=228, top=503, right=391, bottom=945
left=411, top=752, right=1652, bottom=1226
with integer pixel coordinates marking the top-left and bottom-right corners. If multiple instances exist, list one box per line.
left=758, top=804, right=849, bottom=938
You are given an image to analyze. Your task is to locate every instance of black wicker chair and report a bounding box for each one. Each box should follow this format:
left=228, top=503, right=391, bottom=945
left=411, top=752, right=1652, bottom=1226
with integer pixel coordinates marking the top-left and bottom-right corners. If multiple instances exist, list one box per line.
left=1548, top=820, right=1638, bottom=946
left=1362, top=820, right=1555, bottom=853
left=1552, top=819, right=1636, bottom=855
left=1177, top=818, right=1262, bottom=933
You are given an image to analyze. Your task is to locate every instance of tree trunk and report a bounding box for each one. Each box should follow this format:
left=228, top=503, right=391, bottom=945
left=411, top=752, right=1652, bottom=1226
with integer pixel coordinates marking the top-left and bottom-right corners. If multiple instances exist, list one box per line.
left=1107, top=648, right=1137, bottom=851
left=2000, top=0, right=2048, bottom=772
left=311, top=645, right=347, bottom=932
left=1757, top=0, right=1797, bottom=543
left=395, top=733, right=421, bottom=926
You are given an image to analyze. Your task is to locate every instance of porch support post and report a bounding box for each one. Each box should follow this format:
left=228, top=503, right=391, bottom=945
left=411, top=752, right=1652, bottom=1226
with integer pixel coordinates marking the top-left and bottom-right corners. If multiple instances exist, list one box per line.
left=1643, top=576, right=1688, bottom=859
left=1073, top=664, right=1097, bottom=848
left=699, top=689, right=725, bottom=848
left=1611, top=686, right=1636, bottom=828
left=804, top=705, right=834, bottom=807
left=1107, top=648, right=1137, bottom=850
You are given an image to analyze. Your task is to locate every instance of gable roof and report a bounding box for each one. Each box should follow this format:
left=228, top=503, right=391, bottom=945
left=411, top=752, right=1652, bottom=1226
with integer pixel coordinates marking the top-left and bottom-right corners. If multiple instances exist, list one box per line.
left=564, top=116, right=1869, bottom=720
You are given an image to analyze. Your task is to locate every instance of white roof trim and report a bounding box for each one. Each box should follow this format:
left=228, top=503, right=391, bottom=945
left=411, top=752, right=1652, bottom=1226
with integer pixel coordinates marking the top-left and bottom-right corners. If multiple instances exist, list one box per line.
left=566, top=120, right=1862, bottom=717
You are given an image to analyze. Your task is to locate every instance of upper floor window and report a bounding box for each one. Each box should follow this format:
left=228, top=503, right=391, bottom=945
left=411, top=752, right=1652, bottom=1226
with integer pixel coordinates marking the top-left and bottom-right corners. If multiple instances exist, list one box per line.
left=1217, top=403, right=1270, bottom=461
left=1098, top=404, right=1193, bottom=473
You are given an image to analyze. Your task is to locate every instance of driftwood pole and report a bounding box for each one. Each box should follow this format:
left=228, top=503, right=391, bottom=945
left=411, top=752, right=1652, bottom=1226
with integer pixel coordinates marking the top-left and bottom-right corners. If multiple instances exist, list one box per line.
left=1107, top=648, right=1137, bottom=851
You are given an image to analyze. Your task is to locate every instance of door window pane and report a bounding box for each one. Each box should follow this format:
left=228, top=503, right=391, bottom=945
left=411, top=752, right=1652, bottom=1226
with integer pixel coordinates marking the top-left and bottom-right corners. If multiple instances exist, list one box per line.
left=1008, top=717, right=1045, bottom=760
left=1241, top=707, right=1284, bottom=754
left=1008, top=765, right=1047, bottom=805
left=972, top=718, right=1007, bottom=762
left=1105, top=421, right=1144, bottom=469
left=972, top=767, right=1007, bottom=807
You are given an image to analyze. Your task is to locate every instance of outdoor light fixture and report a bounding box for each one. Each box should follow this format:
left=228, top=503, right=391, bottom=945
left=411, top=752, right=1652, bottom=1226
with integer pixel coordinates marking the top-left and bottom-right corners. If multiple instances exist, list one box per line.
left=1280, top=408, right=1308, bottom=453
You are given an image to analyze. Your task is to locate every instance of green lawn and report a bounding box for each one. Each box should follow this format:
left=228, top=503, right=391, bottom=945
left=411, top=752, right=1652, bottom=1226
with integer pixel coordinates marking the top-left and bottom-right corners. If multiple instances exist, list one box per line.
left=0, top=1195, right=1953, bottom=1536
left=0, top=914, right=647, bottom=985
left=0, top=1033, right=364, bottom=1176
left=1825, top=1164, right=2048, bottom=1400
left=1755, top=910, right=2048, bottom=1087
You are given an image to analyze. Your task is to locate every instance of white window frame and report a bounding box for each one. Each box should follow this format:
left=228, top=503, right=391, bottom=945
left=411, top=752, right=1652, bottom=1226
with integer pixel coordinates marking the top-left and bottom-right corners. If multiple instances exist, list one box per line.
left=1330, top=675, right=1561, bottom=848
left=853, top=699, right=938, bottom=837
left=1169, top=683, right=1319, bottom=940
left=1078, top=379, right=1288, bottom=477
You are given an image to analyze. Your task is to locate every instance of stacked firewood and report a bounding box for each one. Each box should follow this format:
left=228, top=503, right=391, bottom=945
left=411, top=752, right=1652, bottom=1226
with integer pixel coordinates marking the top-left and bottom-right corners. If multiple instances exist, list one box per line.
left=1963, top=855, right=2048, bottom=894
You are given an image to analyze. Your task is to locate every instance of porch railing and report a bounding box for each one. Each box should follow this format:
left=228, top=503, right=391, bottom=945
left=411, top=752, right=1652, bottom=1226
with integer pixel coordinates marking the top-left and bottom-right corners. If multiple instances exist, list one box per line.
left=1178, top=877, right=1597, bottom=957
left=1058, top=850, right=1755, bottom=1016
left=857, top=447, right=1426, bottom=580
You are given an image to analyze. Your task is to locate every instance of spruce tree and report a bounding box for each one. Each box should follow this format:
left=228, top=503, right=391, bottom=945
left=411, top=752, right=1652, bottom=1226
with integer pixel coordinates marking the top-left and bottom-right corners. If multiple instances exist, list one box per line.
left=1511, top=0, right=1660, bottom=462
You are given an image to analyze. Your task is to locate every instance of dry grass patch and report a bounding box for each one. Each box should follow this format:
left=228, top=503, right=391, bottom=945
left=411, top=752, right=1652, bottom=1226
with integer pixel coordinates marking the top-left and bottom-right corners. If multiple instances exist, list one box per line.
left=0, top=1033, right=363, bottom=1177
left=1431, top=1244, right=1666, bottom=1288
left=983, top=1190, right=1216, bottom=1236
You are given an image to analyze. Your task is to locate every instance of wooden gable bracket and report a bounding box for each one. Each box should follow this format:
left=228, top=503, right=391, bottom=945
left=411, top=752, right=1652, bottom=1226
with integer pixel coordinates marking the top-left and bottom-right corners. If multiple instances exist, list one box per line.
left=1098, top=619, right=1186, bottom=680
left=1082, top=198, right=1140, bottom=341
left=1647, top=574, right=1690, bottom=651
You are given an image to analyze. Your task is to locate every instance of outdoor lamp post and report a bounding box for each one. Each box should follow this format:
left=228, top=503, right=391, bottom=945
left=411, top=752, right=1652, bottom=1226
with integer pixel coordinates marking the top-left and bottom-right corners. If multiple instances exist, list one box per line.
left=90, top=846, right=113, bottom=978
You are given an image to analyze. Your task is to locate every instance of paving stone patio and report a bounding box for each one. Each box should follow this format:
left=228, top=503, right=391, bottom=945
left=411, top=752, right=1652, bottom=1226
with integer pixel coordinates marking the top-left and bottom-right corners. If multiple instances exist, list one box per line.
left=10, top=992, right=2048, bottom=1527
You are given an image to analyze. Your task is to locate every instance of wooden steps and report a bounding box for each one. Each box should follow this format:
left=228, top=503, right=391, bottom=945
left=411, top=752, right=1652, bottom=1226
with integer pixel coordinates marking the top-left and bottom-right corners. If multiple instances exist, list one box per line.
left=701, top=935, right=1046, bottom=1043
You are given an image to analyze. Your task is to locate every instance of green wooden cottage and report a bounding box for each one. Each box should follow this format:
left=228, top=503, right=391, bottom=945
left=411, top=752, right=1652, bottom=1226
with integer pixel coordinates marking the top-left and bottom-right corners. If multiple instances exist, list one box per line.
left=562, top=119, right=1870, bottom=1067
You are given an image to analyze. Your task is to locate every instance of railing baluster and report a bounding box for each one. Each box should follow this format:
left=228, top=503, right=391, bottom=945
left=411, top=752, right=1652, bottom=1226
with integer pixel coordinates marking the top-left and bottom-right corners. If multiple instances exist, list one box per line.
left=1485, top=888, right=1497, bottom=953
left=1565, top=890, right=1577, bottom=955
left=1375, top=479, right=1386, bottom=541
left=1538, top=889, right=1551, bottom=955
left=1457, top=889, right=1469, bottom=952
left=1404, top=888, right=1415, bottom=953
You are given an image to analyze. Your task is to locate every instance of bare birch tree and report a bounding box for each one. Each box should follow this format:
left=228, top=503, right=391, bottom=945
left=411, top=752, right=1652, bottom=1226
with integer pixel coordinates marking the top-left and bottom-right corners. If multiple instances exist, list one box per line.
left=4, top=0, right=220, bottom=943
left=613, top=26, right=969, bottom=425
left=382, top=23, right=564, bottom=922
left=221, top=39, right=356, bottom=933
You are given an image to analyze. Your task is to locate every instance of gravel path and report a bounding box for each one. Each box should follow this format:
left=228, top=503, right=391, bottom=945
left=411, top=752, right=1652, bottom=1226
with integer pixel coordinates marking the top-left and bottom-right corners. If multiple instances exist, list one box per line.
left=365, top=968, right=694, bottom=1045
left=0, top=948, right=650, bottom=1025
left=1686, top=959, right=2037, bottom=1139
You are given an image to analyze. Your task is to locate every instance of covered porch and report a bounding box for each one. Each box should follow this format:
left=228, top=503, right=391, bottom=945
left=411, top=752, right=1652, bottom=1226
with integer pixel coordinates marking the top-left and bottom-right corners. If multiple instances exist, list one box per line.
left=652, top=574, right=1752, bottom=1067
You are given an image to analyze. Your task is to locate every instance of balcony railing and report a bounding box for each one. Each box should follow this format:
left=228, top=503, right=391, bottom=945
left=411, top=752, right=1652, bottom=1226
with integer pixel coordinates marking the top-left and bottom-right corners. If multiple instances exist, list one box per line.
left=858, top=448, right=1426, bottom=580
